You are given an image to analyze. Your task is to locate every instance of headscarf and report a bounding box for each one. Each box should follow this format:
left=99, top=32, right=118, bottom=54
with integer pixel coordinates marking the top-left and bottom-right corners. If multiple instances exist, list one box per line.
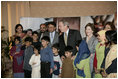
left=74, top=40, right=90, bottom=77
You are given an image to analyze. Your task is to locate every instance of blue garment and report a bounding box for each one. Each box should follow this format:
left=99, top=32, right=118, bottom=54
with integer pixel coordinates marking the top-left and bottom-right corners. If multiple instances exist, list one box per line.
left=74, top=40, right=90, bottom=77
left=13, top=73, right=24, bottom=78
left=53, top=62, right=60, bottom=75
left=23, top=46, right=34, bottom=71
left=40, top=46, right=54, bottom=69
left=16, top=43, right=22, bottom=52
left=17, top=56, right=23, bottom=65
left=15, top=43, right=23, bottom=65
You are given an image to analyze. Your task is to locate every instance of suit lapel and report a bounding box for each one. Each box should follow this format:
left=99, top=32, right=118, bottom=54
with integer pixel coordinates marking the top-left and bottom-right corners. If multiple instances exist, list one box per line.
left=52, top=32, right=57, bottom=44
left=62, top=33, right=66, bottom=45
left=67, top=29, right=72, bottom=45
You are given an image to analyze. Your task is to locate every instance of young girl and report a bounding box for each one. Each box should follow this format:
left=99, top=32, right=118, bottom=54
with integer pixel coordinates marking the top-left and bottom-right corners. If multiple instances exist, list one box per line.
left=10, top=36, right=24, bottom=78
left=29, top=46, right=41, bottom=78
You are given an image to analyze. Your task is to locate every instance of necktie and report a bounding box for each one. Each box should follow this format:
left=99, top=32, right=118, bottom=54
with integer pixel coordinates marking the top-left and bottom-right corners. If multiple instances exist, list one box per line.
left=51, top=33, right=53, bottom=43
left=64, top=33, right=67, bottom=46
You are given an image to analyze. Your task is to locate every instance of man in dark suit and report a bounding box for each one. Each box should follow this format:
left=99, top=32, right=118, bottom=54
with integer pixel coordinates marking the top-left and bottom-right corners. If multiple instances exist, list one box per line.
left=59, top=20, right=82, bottom=58
left=37, top=23, right=47, bottom=42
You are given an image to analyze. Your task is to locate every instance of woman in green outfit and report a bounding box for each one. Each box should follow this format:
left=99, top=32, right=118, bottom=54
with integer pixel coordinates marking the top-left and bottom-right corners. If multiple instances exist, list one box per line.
left=93, top=30, right=106, bottom=78
left=74, top=40, right=91, bottom=78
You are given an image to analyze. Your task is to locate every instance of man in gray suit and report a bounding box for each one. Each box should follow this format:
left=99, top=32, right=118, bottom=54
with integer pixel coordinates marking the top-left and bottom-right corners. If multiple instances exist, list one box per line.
left=46, top=21, right=59, bottom=47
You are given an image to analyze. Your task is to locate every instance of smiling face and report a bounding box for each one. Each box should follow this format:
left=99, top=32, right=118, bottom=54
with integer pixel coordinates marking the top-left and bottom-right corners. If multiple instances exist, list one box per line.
left=40, top=24, right=47, bottom=33
left=58, top=22, right=67, bottom=32
left=34, top=48, right=39, bottom=55
left=48, top=24, right=56, bottom=32
left=16, top=26, right=23, bottom=33
left=85, top=26, right=93, bottom=36
left=27, top=31, right=32, bottom=37
left=52, top=47, right=58, bottom=55
left=65, top=51, right=72, bottom=58
left=32, top=34, right=38, bottom=41
left=41, top=40, right=48, bottom=47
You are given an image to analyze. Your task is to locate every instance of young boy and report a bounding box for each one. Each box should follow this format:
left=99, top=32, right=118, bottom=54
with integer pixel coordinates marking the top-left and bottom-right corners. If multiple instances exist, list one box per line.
left=23, top=37, right=34, bottom=78
left=52, top=43, right=62, bottom=78
left=61, top=46, right=75, bottom=78
left=40, top=36, right=54, bottom=78
left=32, top=31, right=41, bottom=51
left=29, top=46, right=41, bottom=78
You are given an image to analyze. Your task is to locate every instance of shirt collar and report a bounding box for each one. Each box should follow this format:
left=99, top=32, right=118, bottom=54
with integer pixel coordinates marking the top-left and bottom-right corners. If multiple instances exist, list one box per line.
left=50, top=31, right=55, bottom=35
left=65, top=29, right=69, bottom=36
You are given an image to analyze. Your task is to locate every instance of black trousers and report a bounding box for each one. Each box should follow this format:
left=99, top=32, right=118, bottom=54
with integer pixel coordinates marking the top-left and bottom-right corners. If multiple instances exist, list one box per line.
left=41, top=62, right=52, bottom=78
left=24, top=69, right=31, bottom=78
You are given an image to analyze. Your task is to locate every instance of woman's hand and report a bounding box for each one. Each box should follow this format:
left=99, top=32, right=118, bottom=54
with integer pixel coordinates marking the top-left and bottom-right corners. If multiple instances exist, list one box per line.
left=101, top=72, right=107, bottom=78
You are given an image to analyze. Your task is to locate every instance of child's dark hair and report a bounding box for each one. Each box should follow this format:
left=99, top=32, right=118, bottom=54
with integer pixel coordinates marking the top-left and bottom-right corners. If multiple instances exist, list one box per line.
left=76, top=40, right=82, bottom=47
left=14, top=36, right=21, bottom=43
left=33, top=46, right=40, bottom=54
left=27, top=29, right=32, bottom=33
left=52, top=43, right=59, bottom=50
left=41, top=36, right=50, bottom=42
left=25, top=37, right=33, bottom=43
left=65, top=46, right=73, bottom=52
left=32, top=31, right=38, bottom=35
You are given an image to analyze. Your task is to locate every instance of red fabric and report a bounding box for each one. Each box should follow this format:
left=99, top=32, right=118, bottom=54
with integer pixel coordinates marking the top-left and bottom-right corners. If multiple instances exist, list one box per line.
left=93, top=52, right=97, bottom=69
left=10, top=46, right=24, bottom=73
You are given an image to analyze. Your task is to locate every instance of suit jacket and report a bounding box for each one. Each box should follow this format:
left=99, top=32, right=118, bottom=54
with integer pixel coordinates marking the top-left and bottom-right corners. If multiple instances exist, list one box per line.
left=38, top=31, right=49, bottom=42
left=59, top=29, right=82, bottom=56
left=45, top=31, right=59, bottom=47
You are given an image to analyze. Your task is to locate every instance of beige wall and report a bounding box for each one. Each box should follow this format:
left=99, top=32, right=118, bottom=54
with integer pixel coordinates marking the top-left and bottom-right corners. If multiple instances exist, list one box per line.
left=1, top=1, right=117, bottom=38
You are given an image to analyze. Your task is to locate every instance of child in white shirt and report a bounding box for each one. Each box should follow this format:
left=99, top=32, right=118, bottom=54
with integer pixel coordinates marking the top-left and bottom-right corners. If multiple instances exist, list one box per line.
left=29, top=46, right=41, bottom=78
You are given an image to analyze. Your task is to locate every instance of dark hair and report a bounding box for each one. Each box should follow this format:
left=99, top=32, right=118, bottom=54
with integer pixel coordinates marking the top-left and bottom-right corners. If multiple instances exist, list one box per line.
left=104, top=22, right=116, bottom=30
left=15, top=24, right=23, bottom=33
left=85, top=23, right=95, bottom=35
left=76, top=40, right=82, bottom=47
left=41, top=36, right=50, bottom=42
left=14, top=36, right=21, bottom=43
left=52, top=43, right=59, bottom=50
left=25, top=37, right=33, bottom=43
left=65, top=46, right=73, bottom=52
left=33, top=46, right=40, bottom=54
left=105, top=30, right=117, bottom=45
left=27, top=29, right=32, bottom=33
left=32, top=31, right=39, bottom=41
left=32, top=31, right=38, bottom=35
left=48, top=22, right=56, bottom=27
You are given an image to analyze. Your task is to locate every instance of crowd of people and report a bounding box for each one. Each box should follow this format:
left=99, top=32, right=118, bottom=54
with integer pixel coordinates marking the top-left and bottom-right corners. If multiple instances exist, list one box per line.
left=9, top=20, right=117, bottom=78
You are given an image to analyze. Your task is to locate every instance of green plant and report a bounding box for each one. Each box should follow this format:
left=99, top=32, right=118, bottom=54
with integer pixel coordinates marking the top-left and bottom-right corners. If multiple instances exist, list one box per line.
left=1, top=26, right=10, bottom=59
